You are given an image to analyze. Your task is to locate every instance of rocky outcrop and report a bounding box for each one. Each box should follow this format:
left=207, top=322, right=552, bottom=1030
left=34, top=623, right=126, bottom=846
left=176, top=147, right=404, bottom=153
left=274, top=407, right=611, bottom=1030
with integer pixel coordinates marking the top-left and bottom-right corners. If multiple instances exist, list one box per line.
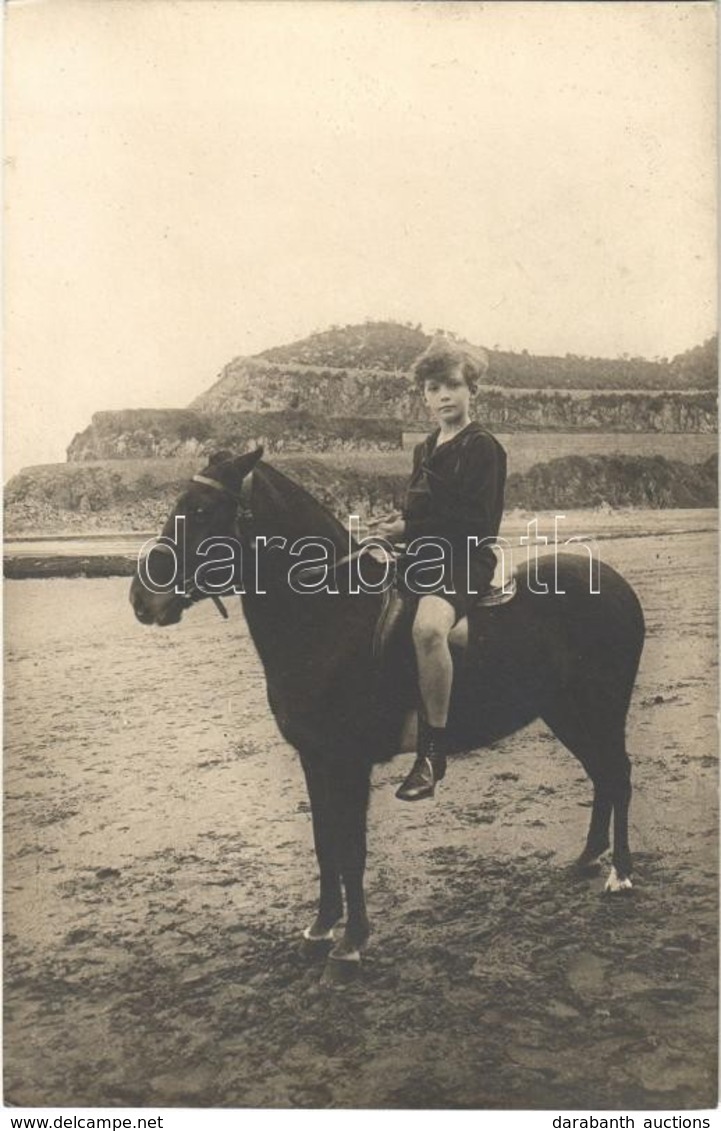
left=4, top=458, right=199, bottom=533
left=67, top=409, right=404, bottom=463
left=506, top=453, right=719, bottom=510
left=190, top=360, right=423, bottom=419
left=5, top=453, right=717, bottom=536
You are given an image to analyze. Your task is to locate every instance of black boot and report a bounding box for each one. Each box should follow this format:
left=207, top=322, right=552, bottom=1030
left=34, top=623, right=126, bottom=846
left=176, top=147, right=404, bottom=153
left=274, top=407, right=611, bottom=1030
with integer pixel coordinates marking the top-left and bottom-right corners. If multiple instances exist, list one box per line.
left=395, top=721, right=448, bottom=802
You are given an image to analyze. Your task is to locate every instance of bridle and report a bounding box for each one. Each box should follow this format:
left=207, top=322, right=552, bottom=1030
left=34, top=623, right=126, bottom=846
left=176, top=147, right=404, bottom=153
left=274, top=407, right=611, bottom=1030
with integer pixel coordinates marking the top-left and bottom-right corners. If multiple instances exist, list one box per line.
left=190, top=469, right=395, bottom=590
left=141, top=469, right=256, bottom=620
left=146, top=465, right=391, bottom=618
left=190, top=471, right=255, bottom=528
left=181, top=469, right=257, bottom=617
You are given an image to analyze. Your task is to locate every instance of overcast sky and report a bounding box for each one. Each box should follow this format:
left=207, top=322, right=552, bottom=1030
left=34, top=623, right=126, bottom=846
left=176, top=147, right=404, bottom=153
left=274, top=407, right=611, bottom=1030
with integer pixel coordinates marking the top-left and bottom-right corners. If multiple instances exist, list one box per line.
left=4, top=1, right=717, bottom=476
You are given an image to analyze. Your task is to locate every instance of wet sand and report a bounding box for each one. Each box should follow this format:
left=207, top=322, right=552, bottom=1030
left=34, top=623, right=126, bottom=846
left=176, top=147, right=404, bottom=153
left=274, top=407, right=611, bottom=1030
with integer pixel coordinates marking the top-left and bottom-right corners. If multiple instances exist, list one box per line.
left=4, top=521, right=717, bottom=1108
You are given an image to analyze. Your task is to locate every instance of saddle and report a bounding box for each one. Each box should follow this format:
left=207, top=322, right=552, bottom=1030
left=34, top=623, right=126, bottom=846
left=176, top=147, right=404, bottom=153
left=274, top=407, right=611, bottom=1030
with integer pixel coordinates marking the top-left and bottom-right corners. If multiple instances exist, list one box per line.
left=372, top=575, right=517, bottom=664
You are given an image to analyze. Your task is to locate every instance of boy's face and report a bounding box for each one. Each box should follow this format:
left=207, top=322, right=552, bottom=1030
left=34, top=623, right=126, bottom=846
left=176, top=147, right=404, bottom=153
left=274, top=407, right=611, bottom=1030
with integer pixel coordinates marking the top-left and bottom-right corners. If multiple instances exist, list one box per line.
left=422, top=363, right=473, bottom=426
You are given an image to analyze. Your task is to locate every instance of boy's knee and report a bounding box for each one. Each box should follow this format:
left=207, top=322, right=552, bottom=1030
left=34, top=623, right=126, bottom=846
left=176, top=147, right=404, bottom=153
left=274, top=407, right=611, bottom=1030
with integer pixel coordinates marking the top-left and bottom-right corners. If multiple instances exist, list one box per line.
left=412, top=616, right=447, bottom=651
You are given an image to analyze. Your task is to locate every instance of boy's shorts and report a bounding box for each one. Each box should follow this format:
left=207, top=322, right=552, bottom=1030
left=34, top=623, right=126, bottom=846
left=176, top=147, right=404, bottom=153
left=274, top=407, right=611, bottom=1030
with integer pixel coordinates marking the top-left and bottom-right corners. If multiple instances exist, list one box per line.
left=398, top=552, right=496, bottom=624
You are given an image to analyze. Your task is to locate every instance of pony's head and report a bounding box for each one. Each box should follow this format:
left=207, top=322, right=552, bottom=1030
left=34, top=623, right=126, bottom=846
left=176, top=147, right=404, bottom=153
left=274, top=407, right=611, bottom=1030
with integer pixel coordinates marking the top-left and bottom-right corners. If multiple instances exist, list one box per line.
left=130, top=446, right=366, bottom=627
left=130, top=447, right=264, bottom=626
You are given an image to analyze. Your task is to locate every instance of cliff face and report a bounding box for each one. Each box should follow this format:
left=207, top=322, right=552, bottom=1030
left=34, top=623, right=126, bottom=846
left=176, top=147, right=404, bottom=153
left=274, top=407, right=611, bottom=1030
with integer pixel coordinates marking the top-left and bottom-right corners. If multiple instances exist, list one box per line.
left=482, top=390, right=717, bottom=432
left=67, top=385, right=718, bottom=463
left=195, top=362, right=716, bottom=431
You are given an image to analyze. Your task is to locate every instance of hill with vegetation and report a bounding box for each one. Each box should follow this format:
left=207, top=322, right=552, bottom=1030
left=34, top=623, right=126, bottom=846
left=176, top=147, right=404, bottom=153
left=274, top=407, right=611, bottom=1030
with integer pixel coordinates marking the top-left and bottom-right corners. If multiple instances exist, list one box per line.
left=187, top=321, right=717, bottom=436
left=224, top=320, right=717, bottom=390
left=258, top=321, right=429, bottom=372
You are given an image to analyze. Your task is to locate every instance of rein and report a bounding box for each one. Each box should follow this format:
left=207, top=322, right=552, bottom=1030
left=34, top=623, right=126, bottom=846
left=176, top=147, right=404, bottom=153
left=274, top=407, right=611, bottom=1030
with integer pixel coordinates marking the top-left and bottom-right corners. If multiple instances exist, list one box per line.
left=294, top=544, right=386, bottom=579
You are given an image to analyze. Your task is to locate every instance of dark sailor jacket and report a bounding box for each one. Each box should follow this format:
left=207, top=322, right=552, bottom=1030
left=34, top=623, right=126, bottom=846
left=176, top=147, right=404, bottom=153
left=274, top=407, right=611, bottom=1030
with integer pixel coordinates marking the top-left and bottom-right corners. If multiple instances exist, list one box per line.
left=401, top=421, right=507, bottom=582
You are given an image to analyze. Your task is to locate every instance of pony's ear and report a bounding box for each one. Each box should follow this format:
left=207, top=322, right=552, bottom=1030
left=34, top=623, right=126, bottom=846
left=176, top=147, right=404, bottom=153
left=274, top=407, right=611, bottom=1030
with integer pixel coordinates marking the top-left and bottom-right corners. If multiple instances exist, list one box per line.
left=200, top=447, right=264, bottom=492
left=230, top=447, right=264, bottom=477
left=205, top=447, right=263, bottom=474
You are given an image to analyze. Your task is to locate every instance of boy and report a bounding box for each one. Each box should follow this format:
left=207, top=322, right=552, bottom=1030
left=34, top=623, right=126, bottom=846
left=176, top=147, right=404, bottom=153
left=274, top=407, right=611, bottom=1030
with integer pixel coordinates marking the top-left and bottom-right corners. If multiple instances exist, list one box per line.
left=373, top=336, right=507, bottom=801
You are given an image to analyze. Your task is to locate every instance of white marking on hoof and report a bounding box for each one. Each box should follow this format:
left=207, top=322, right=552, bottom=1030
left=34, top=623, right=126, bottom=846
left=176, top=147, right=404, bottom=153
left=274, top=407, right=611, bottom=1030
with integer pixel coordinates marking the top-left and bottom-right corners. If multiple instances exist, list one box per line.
left=302, top=925, right=335, bottom=942
left=604, top=866, right=633, bottom=893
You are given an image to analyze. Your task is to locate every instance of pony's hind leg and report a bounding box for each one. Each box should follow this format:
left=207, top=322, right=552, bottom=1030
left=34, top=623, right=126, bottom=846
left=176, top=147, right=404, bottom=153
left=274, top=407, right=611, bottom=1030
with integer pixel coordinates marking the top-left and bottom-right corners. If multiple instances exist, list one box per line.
left=542, top=700, right=633, bottom=889
left=603, top=747, right=633, bottom=891
left=576, top=790, right=613, bottom=872
left=589, top=728, right=633, bottom=890
left=585, top=741, right=633, bottom=891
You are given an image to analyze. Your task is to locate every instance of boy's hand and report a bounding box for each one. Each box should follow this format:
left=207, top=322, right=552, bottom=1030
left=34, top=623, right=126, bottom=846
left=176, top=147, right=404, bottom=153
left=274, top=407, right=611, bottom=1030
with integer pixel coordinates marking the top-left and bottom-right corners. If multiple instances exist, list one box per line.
left=367, top=513, right=406, bottom=543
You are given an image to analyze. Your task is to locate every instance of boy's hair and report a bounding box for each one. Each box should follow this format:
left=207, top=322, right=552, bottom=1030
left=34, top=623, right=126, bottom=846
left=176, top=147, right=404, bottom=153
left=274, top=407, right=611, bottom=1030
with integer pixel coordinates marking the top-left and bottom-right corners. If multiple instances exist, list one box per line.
left=411, top=336, right=489, bottom=394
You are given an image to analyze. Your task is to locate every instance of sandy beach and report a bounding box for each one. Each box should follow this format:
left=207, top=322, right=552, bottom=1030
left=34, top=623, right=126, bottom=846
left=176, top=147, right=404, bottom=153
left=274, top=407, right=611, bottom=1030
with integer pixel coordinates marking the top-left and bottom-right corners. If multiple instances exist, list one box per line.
left=4, top=516, right=717, bottom=1108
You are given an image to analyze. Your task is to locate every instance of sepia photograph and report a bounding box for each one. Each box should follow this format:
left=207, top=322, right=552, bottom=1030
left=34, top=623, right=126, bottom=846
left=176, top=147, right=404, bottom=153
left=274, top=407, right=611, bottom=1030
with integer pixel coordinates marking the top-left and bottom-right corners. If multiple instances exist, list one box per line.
left=3, top=0, right=718, bottom=1115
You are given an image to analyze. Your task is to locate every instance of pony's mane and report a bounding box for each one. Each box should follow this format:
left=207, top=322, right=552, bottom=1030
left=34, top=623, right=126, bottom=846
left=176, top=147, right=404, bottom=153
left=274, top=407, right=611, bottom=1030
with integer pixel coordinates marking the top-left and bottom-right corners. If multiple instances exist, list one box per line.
left=254, top=461, right=356, bottom=553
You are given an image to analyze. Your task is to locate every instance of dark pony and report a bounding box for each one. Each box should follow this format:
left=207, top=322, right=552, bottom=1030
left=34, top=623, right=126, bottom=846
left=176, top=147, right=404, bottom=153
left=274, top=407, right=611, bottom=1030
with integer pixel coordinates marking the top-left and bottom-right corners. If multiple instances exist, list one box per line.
left=130, top=449, right=645, bottom=978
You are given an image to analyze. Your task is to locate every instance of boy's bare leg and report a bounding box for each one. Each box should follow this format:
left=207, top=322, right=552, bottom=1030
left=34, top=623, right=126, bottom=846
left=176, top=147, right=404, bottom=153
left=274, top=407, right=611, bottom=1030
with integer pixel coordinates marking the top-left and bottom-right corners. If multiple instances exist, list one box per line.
left=396, top=595, right=456, bottom=801
left=413, top=595, right=456, bottom=725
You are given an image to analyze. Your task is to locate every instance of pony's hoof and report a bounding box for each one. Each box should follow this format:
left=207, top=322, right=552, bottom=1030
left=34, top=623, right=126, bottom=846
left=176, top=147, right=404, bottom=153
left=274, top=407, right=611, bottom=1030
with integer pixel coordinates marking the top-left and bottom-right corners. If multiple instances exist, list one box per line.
left=604, top=866, right=633, bottom=894
left=321, top=951, right=362, bottom=986
left=300, top=935, right=334, bottom=960
left=300, top=923, right=337, bottom=959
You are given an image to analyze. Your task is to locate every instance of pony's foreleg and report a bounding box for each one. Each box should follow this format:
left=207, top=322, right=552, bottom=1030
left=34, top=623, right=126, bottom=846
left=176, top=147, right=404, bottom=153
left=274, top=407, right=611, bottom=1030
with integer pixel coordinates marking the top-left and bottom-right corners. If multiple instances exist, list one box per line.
left=327, top=759, right=372, bottom=962
left=300, top=754, right=344, bottom=943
